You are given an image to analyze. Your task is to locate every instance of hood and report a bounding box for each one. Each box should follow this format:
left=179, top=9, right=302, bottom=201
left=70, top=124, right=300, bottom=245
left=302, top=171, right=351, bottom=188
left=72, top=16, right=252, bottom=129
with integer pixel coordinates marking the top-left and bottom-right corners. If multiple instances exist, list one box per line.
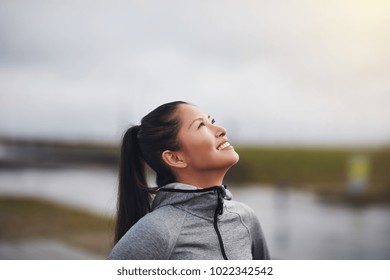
left=151, top=182, right=233, bottom=221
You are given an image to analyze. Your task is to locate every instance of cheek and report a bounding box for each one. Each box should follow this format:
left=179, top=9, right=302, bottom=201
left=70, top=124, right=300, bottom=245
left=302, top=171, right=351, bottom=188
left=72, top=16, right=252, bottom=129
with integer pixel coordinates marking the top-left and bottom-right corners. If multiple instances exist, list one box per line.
left=181, top=136, right=215, bottom=161
left=186, top=138, right=215, bottom=158
left=183, top=132, right=214, bottom=150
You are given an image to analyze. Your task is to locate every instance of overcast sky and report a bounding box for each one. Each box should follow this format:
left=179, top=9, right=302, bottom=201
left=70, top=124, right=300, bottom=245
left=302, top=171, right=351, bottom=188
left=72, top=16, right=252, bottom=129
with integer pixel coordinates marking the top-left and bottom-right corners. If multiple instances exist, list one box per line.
left=1, top=0, right=389, bottom=146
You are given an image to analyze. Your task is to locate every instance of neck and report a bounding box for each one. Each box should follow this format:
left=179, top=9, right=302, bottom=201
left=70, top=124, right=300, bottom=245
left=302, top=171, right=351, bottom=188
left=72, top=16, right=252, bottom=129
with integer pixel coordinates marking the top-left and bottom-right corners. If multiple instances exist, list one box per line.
left=175, top=170, right=226, bottom=188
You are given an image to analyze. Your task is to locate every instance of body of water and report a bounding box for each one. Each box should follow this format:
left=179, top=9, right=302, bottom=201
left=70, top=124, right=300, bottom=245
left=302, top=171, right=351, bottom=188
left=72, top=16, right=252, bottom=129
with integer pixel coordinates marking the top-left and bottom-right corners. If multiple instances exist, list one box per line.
left=1, top=167, right=389, bottom=259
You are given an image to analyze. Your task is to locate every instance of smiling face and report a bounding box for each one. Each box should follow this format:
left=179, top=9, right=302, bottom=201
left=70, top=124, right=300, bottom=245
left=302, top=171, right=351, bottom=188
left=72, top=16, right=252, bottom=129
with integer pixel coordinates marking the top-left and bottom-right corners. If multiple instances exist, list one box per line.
left=173, top=104, right=239, bottom=175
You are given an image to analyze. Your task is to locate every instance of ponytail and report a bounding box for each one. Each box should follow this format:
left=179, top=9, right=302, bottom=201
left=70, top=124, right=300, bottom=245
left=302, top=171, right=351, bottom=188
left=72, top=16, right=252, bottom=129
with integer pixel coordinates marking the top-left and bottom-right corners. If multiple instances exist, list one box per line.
left=114, top=125, right=151, bottom=243
left=113, top=101, right=187, bottom=245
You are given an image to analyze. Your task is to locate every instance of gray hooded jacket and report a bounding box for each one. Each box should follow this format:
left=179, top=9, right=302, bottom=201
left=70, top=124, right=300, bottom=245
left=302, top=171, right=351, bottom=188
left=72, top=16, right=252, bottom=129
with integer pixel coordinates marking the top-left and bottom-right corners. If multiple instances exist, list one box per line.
left=108, top=183, right=270, bottom=260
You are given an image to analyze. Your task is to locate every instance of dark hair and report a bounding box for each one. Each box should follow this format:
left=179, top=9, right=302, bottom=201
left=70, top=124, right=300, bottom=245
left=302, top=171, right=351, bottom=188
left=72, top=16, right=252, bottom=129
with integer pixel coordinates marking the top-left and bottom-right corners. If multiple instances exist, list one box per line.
left=114, top=101, right=188, bottom=243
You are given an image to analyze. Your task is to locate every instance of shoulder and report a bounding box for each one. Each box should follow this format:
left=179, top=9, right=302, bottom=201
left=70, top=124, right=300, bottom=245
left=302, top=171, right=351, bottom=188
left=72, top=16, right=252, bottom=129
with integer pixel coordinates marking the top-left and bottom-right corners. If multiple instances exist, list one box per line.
left=108, top=206, right=186, bottom=260
left=226, top=200, right=258, bottom=221
left=137, top=205, right=188, bottom=236
left=225, top=200, right=264, bottom=235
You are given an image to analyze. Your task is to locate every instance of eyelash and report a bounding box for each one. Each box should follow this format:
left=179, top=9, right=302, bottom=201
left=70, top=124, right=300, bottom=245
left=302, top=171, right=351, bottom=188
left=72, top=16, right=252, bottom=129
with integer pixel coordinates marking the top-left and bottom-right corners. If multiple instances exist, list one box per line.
left=198, top=118, right=215, bottom=128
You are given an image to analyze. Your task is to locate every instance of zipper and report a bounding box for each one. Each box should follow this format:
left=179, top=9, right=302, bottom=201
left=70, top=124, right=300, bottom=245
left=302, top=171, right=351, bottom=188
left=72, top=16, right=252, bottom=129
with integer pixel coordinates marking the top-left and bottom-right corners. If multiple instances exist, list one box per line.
left=159, top=185, right=229, bottom=260
left=214, top=187, right=228, bottom=260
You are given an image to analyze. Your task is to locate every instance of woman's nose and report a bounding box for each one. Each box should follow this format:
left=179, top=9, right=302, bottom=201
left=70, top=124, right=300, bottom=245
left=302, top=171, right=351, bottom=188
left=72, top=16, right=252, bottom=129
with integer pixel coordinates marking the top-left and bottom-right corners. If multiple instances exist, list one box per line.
left=216, top=125, right=227, bottom=138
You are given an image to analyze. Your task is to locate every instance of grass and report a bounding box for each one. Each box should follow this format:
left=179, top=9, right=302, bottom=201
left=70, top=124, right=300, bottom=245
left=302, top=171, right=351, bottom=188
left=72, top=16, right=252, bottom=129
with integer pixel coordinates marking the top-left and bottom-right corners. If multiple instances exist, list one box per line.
left=0, top=197, right=115, bottom=257
left=226, top=146, right=390, bottom=200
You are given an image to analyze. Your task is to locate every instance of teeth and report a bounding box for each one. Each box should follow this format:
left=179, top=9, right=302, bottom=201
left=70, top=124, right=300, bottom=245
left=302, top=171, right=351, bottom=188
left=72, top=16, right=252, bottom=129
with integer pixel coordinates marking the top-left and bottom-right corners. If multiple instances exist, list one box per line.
left=217, top=141, right=231, bottom=150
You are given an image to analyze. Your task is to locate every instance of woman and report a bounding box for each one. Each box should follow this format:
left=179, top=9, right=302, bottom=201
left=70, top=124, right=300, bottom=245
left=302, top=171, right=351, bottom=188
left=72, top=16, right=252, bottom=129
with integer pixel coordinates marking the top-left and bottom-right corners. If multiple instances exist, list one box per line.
left=108, top=101, right=269, bottom=260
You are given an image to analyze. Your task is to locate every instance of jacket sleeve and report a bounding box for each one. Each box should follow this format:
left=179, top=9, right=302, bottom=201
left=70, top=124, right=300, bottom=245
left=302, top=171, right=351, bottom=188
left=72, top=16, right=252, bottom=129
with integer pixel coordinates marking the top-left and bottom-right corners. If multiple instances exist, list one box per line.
left=107, top=215, right=171, bottom=260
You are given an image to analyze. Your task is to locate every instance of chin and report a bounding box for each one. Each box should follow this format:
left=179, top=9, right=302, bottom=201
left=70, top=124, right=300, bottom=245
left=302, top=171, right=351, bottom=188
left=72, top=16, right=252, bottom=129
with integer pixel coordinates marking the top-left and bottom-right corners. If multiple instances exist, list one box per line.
left=233, top=152, right=240, bottom=164
left=227, top=151, right=240, bottom=167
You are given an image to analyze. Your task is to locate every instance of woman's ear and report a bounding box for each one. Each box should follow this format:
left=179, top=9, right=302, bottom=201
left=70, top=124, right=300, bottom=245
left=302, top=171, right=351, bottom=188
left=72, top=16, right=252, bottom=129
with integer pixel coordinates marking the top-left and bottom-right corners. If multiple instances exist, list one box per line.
left=162, top=150, right=187, bottom=169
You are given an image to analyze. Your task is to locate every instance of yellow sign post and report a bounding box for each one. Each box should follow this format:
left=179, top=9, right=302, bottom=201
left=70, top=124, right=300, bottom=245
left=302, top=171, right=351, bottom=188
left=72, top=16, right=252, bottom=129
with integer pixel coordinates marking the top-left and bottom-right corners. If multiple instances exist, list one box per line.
left=347, top=155, right=370, bottom=194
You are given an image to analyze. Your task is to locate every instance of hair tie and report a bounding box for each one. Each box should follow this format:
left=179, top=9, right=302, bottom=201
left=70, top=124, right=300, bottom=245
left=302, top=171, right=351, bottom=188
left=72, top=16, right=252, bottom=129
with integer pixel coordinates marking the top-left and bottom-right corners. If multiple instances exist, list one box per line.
left=131, top=125, right=141, bottom=143
left=133, top=125, right=141, bottom=135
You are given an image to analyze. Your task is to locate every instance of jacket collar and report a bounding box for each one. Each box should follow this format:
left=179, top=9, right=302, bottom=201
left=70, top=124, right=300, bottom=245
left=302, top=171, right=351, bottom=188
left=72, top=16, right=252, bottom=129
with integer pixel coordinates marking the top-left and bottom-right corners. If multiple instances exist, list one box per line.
left=151, top=182, right=232, bottom=221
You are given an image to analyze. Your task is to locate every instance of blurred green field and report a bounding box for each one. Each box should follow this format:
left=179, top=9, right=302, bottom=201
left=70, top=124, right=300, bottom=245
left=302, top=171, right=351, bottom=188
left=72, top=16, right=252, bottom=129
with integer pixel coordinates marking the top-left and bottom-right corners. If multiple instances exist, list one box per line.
left=226, top=146, right=390, bottom=199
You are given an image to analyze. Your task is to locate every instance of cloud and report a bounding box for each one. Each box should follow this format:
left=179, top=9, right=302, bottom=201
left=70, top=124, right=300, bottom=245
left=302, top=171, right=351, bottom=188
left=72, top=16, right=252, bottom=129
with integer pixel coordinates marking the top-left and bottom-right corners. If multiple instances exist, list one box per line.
left=1, top=0, right=390, bottom=145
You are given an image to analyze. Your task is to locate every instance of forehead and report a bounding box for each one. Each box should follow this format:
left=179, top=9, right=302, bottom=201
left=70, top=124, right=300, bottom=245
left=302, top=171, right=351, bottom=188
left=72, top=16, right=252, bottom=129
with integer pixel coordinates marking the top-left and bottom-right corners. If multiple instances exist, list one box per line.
left=176, top=104, right=207, bottom=124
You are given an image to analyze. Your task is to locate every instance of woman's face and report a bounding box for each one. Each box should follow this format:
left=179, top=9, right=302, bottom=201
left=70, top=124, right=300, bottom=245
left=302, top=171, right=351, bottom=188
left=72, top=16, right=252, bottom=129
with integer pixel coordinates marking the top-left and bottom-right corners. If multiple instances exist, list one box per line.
left=175, top=104, right=239, bottom=172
